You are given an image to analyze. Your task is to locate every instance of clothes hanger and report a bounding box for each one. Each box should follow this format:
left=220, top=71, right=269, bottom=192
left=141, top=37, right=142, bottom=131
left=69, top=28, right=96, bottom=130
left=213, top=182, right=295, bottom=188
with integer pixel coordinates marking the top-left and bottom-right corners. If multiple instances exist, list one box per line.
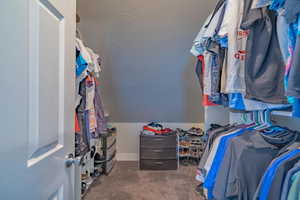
left=251, top=110, right=263, bottom=129
left=254, top=110, right=270, bottom=130
left=242, top=112, right=247, bottom=124
left=243, top=112, right=256, bottom=127
left=259, top=109, right=288, bottom=136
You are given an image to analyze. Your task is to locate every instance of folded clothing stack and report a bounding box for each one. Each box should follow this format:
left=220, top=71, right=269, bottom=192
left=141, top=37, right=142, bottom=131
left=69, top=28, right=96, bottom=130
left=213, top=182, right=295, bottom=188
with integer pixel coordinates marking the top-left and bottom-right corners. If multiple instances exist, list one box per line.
left=142, top=122, right=175, bottom=136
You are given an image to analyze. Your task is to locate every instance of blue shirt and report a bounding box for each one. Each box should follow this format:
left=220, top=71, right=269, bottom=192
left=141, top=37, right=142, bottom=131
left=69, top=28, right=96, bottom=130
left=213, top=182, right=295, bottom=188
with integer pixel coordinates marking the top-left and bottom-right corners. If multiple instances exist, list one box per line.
left=258, top=149, right=300, bottom=200
left=204, top=128, right=252, bottom=199
left=228, top=93, right=246, bottom=110
left=253, top=0, right=272, bottom=8
left=76, top=54, right=88, bottom=77
left=269, top=0, right=285, bottom=11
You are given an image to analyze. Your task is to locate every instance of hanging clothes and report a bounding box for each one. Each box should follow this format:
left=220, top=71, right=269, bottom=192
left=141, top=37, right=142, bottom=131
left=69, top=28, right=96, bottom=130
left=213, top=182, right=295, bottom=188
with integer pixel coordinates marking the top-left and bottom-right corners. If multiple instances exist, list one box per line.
left=286, top=171, right=300, bottom=199
left=241, top=5, right=287, bottom=104
left=190, top=0, right=300, bottom=114
left=197, top=122, right=300, bottom=200
left=287, top=17, right=300, bottom=98
left=94, top=78, right=108, bottom=134
left=254, top=148, right=300, bottom=200
left=75, top=36, right=108, bottom=154
left=217, top=0, right=249, bottom=94
left=281, top=160, right=300, bottom=200
left=283, top=0, right=300, bottom=24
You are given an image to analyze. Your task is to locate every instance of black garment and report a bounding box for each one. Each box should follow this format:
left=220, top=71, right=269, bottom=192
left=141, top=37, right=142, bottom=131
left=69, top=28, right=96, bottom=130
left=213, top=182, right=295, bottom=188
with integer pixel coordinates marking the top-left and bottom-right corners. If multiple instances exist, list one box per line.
left=241, top=7, right=287, bottom=104
left=287, top=35, right=300, bottom=98
left=267, top=153, right=300, bottom=200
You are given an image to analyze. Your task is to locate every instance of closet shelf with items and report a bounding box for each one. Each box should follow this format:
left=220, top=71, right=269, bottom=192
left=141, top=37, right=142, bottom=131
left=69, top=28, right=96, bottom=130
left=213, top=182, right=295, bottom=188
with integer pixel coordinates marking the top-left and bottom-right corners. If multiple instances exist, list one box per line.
left=190, top=0, right=300, bottom=199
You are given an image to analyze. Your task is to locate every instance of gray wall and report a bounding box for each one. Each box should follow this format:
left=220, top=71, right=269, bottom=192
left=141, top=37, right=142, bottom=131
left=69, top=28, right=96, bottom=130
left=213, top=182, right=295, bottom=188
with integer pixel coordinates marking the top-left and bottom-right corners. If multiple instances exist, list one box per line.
left=77, top=0, right=217, bottom=123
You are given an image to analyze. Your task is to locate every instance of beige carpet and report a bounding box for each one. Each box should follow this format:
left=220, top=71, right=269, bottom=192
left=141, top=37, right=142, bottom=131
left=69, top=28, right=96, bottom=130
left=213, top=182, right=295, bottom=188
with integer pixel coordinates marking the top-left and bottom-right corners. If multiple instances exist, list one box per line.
left=84, top=161, right=203, bottom=200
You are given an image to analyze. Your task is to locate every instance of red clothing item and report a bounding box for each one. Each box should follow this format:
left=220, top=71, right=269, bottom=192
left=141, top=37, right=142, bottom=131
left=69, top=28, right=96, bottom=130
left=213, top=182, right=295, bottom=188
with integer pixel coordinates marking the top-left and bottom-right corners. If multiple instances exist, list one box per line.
left=197, top=55, right=216, bottom=106
left=75, top=113, right=81, bottom=133
left=203, top=95, right=217, bottom=106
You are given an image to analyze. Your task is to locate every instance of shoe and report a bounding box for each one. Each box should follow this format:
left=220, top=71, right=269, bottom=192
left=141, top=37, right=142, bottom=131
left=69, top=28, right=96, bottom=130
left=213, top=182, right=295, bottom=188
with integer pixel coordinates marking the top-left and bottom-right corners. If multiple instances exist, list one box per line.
left=188, top=127, right=204, bottom=136
left=94, top=153, right=105, bottom=166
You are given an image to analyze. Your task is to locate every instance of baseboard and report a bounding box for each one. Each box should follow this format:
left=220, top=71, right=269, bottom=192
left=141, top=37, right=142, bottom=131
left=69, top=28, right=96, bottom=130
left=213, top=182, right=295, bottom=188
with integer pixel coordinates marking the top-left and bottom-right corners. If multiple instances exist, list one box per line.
left=116, top=153, right=139, bottom=161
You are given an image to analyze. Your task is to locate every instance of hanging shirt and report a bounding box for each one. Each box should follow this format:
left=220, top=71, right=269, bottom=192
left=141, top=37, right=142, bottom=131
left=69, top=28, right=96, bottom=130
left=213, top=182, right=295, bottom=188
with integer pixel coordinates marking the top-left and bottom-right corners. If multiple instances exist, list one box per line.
left=94, top=78, right=108, bottom=134
left=203, top=129, right=242, bottom=178
left=195, top=55, right=217, bottom=106
left=287, top=171, right=300, bottom=200
left=85, top=75, right=96, bottom=111
left=254, top=149, right=300, bottom=200
left=277, top=14, right=290, bottom=63
left=203, top=52, right=213, bottom=96
left=89, top=108, right=97, bottom=134
left=283, top=0, right=300, bottom=24
left=218, top=0, right=248, bottom=93
left=204, top=128, right=252, bottom=199
left=285, top=16, right=300, bottom=117
left=75, top=113, right=81, bottom=133
left=76, top=52, right=88, bottom=77
left=76, top=38, right=93, bottom=65
left=241, top=5, right=287, bottom=104
left=86, top=47, right=102, bottom=77
left=207, top=41, right=226, bottom=104
left=76, top=51, right=88, bottom=108
left=281, top=160, right=300, bottom=200
left=213, top=129, right=293, bottom=200
left=251, top=0, right=272, bottom=8
left=287, top=22, right=300, bottom=98
left=267, top=150, right=300, bottom=200
left=191, top=1, right=226, bottom=56
left=196, top=125, right=236, bottom=182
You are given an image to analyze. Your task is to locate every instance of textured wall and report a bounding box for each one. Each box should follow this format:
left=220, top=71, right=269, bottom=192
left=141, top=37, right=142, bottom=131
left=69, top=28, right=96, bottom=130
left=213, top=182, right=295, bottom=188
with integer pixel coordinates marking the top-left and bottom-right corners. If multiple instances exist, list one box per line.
left=77, top=0, right=217, bottom=122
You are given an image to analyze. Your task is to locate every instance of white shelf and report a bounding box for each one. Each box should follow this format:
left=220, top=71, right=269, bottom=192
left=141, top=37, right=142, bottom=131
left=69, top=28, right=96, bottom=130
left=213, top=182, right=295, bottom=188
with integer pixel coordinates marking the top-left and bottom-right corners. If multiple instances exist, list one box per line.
left=271, top=111, right=293, bottom=117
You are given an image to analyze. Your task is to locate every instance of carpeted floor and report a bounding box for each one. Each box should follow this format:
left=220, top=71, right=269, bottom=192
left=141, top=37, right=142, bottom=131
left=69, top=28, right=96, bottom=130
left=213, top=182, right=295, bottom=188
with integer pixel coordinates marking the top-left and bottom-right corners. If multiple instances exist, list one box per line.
left=84, top=161, right=203, bottom=200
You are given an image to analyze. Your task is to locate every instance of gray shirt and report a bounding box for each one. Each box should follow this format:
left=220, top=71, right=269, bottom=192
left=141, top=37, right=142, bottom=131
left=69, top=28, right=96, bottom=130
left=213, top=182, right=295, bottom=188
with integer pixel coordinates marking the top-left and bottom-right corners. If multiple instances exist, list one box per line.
left=213, top=129, right=295, bottom=200
left=267, top=153, right=300, bottom=200
left=241, top=5, right=287, bottom=104
left=197, top=126, right=237, bottom=181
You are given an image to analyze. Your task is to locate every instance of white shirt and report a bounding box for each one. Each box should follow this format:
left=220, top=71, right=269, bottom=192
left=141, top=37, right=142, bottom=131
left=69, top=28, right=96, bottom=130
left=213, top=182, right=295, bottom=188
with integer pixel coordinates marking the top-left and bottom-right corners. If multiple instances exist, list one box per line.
left=76, top=38, right=92, bottom=64
left=218, top=0, right=248, bottom=93
left=86, top=47, right=102, bottom=77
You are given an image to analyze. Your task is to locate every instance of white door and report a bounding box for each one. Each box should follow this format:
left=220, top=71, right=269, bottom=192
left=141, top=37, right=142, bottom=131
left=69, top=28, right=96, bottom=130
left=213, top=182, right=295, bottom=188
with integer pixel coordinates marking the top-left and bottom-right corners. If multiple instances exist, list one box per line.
left=0, top=0, right=76, bottom=199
